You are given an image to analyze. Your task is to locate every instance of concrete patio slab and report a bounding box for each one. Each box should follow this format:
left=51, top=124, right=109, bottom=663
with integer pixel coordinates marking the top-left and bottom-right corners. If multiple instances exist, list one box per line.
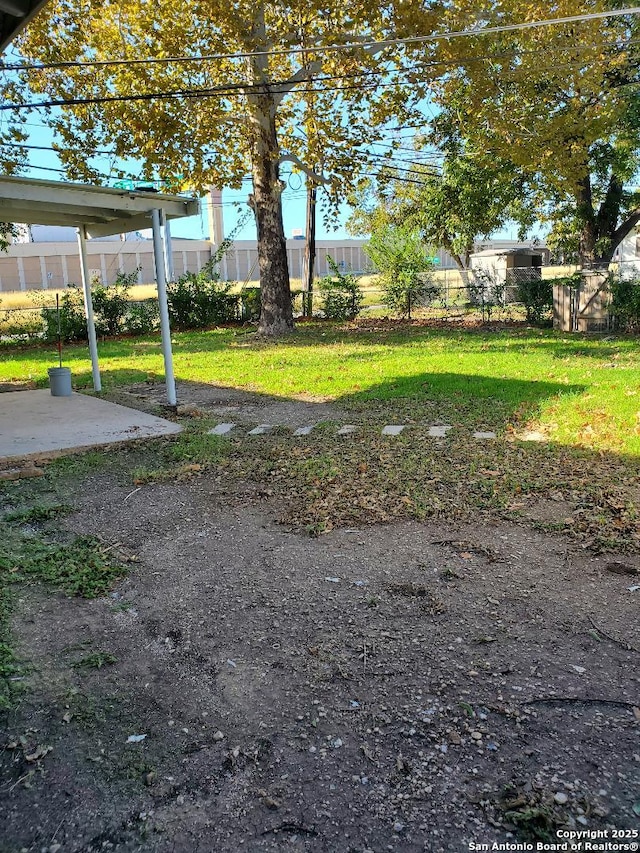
left=0, top=390, right=182, bottom=464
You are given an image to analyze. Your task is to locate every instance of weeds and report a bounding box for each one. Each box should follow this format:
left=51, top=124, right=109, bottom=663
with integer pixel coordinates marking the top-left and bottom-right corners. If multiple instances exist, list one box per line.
left=3, top=503, right=70, bottom=524
left=0, top=527, right=126, bottom=598
left=0, top=463, right=127, bottom=708
left=72, top=652, right=117, bottom=670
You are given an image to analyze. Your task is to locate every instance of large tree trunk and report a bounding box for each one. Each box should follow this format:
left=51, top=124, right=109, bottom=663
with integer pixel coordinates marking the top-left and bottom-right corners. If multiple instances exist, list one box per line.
left=575, top=175, right=602, bottom=268
left=246, top=9, right=293, bottom=336
left=575, top=173, right=639, bottom=269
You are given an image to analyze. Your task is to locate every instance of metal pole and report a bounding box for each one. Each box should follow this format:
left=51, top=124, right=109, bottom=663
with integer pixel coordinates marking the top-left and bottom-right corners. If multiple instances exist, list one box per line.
left=160, top=210, right=175, bottom=283
left=76, top=226, right=102, bottom=393
left=303, top=181, right=317, bottom=317
left=151, top=208, right=177, bottom=407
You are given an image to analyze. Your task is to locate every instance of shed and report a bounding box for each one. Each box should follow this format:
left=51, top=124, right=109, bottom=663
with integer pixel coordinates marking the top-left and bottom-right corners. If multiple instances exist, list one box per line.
left=469, top=247, right=549, bottom=301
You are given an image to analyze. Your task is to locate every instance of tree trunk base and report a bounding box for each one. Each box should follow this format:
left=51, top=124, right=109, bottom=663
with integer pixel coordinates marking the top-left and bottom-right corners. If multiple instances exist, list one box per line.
left=257, top=317, right=295, bottom=336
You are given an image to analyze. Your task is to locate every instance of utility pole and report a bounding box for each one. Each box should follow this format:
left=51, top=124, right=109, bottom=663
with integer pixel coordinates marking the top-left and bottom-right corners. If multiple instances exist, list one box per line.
left=303, top=178, right=317, bottom=317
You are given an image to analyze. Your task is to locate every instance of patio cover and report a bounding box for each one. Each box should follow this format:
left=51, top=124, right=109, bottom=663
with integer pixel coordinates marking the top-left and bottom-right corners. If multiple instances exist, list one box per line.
left=0, top=0, right=48, bottom=52
left=0, top=175, right=200, bottom=405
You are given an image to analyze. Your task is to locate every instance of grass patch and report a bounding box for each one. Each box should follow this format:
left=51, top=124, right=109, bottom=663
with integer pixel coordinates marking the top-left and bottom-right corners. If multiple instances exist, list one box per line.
left=1, top=322, right=638, bottom=453
left=72, top=651, right=117, bottom=670
left=3, top=502, right=71, bottom=524
left=0, top=526, right=127, bottom=598
left=0, top=585, right=21, bottom=710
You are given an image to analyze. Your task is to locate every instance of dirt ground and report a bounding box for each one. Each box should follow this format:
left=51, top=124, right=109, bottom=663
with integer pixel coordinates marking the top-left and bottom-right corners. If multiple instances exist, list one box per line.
left=1, top=459, right=639, bottom=852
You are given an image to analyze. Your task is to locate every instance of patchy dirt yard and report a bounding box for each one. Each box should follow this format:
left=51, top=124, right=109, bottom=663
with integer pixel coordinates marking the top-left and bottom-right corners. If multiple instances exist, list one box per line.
left=1, top=462, right=639, bottom=852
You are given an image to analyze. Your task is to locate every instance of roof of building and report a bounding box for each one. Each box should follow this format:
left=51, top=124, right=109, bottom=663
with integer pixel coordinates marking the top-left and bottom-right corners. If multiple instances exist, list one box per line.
left=470, top=246, right=547, bottom=259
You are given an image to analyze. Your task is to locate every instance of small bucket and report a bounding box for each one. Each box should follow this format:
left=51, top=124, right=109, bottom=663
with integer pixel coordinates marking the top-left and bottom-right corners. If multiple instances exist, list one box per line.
left=48, top=367, right=72, bottom=397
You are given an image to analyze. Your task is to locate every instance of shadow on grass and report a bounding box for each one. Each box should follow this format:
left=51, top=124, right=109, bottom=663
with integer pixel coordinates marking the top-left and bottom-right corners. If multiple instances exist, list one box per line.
left=49, top=367, right=586, bottom=438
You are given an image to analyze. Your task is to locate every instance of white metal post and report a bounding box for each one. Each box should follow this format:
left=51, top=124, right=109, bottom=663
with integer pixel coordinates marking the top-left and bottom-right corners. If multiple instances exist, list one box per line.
left=160, top=210, right=175, bottom=283
left=76, top=226, right=102, bottom=393
left=151, top=208, right=177, bottom=406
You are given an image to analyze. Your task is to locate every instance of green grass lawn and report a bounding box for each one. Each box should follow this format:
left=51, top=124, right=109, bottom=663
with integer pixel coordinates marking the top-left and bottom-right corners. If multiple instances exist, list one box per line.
left=1, top=322, right=639, bottom=455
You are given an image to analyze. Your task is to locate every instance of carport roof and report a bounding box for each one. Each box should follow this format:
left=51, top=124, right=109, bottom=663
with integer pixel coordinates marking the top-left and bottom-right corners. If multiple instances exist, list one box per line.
left=0, top=174, right=200, bottom=238
left=0, top=0, right=48, bottom=52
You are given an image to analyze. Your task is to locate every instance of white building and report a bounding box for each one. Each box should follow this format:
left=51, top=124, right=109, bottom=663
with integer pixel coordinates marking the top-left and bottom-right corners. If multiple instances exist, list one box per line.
left=613, top=226, right=640, bottom=276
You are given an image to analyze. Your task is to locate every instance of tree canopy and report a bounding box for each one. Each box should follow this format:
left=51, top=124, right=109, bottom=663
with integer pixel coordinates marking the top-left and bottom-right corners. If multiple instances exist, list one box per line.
left=3, top=0, right=436, bottom=332
left=348, top=151, right=536, bottom=271
left=430, top=0, right=640, bottom=266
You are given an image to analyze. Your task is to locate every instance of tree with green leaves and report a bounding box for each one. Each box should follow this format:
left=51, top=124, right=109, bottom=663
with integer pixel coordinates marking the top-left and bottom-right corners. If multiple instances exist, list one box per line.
left=5, top=0, right=435, bottom=334
left=431, top=0, right=640, bottom=267
left=348, top=152, right=535, bottom=275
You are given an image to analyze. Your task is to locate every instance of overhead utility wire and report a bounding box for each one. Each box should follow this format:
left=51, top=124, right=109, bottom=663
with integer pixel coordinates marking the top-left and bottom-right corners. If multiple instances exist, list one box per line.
left=3, top=6, right=639, bottom=72
left=3, top=41, right=639, bottom=113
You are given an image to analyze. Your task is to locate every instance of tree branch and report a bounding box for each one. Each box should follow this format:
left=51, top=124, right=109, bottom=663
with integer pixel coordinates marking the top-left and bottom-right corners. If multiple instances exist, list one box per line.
left=279, top=153, right=331, bottom=184
left=272, top=40, right=388, bottom=105
left=609, top=207, right=640, bottom=253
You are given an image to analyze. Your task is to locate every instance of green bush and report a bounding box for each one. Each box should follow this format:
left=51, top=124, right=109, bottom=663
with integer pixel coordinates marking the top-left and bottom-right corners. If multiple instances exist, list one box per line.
left=365, top=225, right=439, bottom=319
left=126, top=299, right=160, bottom=335
left=92, top=270, right=138, bottom=336
left=610, top=275, right=640, bottom=331
left=167, top=262, right=240, bottom=330
left=515, top=277, right=554, bottom=325
left=240, top=286, right=261, bottom=322
left=41, top=287, right=87, bottom=343
left=0, top=309, right=43, bottom=341
left=318, top=257, right=364, bottom=321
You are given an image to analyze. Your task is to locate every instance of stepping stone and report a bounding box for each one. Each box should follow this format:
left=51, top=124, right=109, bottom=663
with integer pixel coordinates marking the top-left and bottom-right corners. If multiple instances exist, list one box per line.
left=208, top=423, right=236, bottom=436
left=337, top=425, right=357, bottom=435
left=293, top=425, right=315, bottom=436
left=248, top=424, right=273, bottom=436
left=473, top=430, right=497, bottom=440
left=381, top=425, right=406, bottom=436
left=428, top=425, right=452, bottom=438
left=519, top=430, right=547, bottom=442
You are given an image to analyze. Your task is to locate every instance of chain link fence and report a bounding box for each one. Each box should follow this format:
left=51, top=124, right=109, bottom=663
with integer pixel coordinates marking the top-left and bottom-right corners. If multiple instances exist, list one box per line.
left=2, top=262, right=640, bottom=343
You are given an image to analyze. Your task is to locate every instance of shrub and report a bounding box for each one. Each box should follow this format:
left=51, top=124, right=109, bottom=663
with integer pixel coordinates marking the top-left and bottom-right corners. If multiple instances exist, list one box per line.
left=515, top=277, right=554, bottom=325
left=0, top=308, right=43, bottom=341
left=167, top=262, right=239, bottom=330
left=92, top=270, right=138, bottom=336
left=125, top=299, right=160, bottom=335
left=365, top=225, right=439, bottom=319
left=41, top=286, right=87, bottom=343
left=610, top=275, right=640, bottom=331
left=240, top=286, right=261, bottom=322
left=318, top=257, right=364, bottom=321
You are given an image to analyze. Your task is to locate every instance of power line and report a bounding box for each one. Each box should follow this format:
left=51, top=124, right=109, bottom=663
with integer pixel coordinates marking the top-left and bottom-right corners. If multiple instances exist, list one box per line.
left=3, top=6, right=639, bottom=72
left=3, top=37, right=639, bottom=114
left=0, top=140, right=118, bottom=156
